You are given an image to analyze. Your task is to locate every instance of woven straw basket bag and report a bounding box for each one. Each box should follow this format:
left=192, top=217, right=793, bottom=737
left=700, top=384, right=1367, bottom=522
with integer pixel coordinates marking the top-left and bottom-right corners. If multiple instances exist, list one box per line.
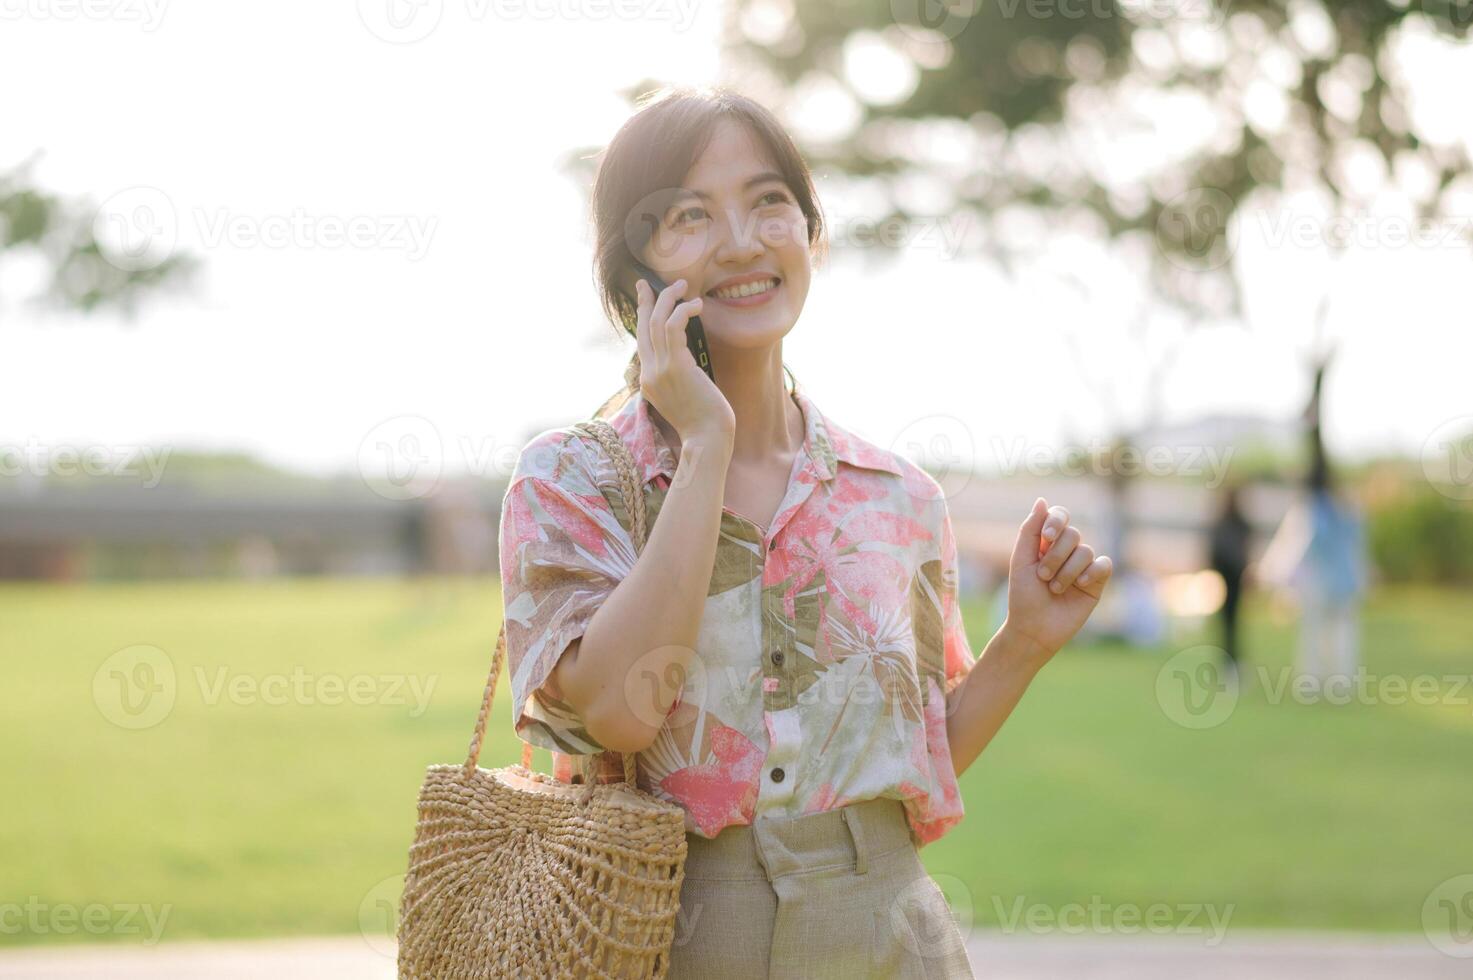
left=398, top=417, right=689, bottom=979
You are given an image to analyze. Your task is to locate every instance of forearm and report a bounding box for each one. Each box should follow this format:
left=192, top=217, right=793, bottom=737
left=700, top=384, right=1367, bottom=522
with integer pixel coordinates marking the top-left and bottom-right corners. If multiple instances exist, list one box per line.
left=944, top=625, right=1045, bottom=780
left=567, top=428, right=733, bottom=750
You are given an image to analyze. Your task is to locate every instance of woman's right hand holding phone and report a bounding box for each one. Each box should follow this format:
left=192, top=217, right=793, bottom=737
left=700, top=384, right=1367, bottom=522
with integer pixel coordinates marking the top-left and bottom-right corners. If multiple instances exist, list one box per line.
left=635, top=277, right=734, bottom=447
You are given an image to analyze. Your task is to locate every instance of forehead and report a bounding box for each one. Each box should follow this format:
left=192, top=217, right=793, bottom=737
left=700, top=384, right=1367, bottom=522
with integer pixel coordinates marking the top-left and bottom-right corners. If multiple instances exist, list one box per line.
left=683, top=119, right=782, bottom=192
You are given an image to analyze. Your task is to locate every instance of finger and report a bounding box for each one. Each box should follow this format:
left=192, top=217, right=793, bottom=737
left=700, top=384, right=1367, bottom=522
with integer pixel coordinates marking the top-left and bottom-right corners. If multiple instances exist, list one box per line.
left=651, top=279, right=686, bottom=371
left=1010, top=497, right=1048, bottom=569
left=666, top=296, right=705, bottom=361
left=652, top=277, right=686, bottom=330
left=1039, top=505, right=1070, bottom=557
left=1037, top=526, right=1081, bottom=582
left=634, top=278, right=654, bottom=370
left=1049, top=544, right=1095, bottom=594
left=1075, top=554, right=1114, bottom=598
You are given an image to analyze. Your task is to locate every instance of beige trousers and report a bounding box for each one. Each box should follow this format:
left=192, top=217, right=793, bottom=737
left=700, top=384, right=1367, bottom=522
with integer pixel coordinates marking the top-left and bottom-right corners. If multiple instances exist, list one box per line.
left=665, top=797, right=975, bottom=979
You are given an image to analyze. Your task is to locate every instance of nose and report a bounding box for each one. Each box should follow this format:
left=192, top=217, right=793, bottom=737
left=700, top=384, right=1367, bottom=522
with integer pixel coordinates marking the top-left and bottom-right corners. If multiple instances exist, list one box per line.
left=712, top=206, right=763, bottom=266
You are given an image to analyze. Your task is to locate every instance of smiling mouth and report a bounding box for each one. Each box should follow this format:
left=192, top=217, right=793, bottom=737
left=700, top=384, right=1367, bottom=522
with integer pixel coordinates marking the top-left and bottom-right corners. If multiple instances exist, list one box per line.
left=707, top=277, right=781, bottom=301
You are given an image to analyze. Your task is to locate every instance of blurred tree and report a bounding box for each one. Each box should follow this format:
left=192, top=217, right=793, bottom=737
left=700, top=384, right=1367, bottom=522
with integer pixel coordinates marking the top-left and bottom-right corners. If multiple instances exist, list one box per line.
left=0, top=153, right=194, bottom=320
left=710, top=0, right=1471, bottom=324
left=559, top=10, right=1471, bottom=584
left=703, top=1, right=1468, bottom=583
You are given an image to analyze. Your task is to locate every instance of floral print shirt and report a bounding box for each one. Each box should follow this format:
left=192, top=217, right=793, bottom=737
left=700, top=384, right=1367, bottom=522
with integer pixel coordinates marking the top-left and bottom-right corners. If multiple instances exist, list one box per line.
left=497, top=384, right=978, bottom=847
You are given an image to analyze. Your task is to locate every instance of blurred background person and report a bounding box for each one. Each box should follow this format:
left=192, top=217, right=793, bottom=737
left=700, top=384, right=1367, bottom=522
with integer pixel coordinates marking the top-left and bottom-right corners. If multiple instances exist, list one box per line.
left=1259, top=354, right=1370, bottom=697
left=1209, top=481, right=1253, bottom=675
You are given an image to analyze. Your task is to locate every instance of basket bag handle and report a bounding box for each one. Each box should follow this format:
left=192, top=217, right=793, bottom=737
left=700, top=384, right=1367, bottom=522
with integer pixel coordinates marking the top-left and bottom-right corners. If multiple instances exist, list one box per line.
left=463, top=417, right=651, bottom=795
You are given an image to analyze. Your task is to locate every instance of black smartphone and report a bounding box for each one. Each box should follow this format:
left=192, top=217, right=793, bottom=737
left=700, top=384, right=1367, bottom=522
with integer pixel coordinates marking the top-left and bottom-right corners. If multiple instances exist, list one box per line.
left=630, top=259, right=716, bottom=383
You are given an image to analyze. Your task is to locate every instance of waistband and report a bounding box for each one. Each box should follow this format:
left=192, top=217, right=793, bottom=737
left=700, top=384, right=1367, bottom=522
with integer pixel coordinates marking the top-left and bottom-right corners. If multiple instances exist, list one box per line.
left=682, top=797, right=915, bottom=882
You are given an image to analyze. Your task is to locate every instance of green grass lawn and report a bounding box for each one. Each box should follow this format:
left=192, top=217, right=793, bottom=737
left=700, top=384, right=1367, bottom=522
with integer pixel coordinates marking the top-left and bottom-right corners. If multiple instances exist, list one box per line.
left=2, top=578, right=1469, bottom=947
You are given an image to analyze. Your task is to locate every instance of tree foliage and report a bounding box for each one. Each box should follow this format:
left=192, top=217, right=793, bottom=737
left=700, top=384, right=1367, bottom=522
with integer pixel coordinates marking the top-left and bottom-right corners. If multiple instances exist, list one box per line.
left=1, top=156, right=194, bottom=319
left=720, top=0, right=1472, bottom=318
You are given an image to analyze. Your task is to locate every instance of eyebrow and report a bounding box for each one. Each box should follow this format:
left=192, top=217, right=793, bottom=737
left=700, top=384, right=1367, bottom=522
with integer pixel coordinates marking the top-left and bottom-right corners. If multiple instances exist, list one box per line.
left=676, top=171, right=788, bottom=202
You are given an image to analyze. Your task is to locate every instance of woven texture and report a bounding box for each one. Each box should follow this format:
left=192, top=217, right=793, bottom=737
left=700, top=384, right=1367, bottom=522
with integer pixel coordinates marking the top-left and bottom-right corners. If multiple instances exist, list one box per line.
left=398, top=418, right=689, bottom=979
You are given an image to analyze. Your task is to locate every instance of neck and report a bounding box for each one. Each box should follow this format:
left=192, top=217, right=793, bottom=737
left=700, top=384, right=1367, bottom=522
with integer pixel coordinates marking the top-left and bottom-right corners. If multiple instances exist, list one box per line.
left=649, top=345, right=802, bottom=464
left=716, top=346, right=802, bottom=465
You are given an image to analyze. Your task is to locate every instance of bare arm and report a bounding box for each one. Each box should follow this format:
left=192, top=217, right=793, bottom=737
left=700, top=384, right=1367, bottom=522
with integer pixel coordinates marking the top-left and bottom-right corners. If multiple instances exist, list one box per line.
left=945, top=626, right=1042, bottom=780
left=945, top=498, right=1114, bottom=780
left=549, top=426, right=733, bottom=753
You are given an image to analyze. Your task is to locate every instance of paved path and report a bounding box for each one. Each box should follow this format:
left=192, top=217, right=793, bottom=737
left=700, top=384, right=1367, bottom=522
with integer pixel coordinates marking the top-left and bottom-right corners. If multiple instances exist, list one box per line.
left=0, top=932, right=1464, bottom=978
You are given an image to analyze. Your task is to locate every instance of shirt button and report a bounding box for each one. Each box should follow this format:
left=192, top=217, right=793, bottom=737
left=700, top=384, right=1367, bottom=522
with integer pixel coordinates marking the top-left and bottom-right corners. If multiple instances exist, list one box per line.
left=771, top=767, right=785, bottom=783
left=771, top=650, right=784, bottom=667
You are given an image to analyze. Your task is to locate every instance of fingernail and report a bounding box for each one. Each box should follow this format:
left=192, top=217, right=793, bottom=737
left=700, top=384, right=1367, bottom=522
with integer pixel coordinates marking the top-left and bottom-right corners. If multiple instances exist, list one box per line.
left=1050, top=581, right=1063, bottom=593
left=1078, top=574, right=1090, bottom=586
left=1042, top=525, right=1057, bottom=540
left=1038, top=566, right=1051, bottom=580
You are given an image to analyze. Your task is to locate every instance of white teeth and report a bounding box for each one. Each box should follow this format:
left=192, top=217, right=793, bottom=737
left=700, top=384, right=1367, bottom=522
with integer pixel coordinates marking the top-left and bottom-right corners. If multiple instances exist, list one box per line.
left=712, top=278, right=778, bottom=300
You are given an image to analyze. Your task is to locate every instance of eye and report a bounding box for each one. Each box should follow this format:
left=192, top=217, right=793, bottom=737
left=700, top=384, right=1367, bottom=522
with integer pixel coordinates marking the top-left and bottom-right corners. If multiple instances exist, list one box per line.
left=668, top=205, right=708, bottom=228
left=758, top=189, right=792, bottom=207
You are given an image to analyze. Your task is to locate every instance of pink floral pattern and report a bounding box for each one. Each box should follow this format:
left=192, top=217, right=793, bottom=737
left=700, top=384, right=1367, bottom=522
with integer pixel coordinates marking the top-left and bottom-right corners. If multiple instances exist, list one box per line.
left=498, top=385, right=977, bottom=846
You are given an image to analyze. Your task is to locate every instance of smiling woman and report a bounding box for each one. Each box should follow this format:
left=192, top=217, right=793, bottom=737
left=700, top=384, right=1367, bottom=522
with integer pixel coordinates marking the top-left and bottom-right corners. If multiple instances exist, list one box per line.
left=588, top=88, right=828, bottom=404
left=491, top=85, right=1112, bottom=979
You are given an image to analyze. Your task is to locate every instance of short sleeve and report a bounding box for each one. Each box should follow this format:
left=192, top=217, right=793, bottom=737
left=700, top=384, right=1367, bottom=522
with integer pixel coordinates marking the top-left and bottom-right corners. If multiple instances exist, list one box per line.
left=498, top=428, right=638, bottom=756
left=907, top=494, right=975, bottom=847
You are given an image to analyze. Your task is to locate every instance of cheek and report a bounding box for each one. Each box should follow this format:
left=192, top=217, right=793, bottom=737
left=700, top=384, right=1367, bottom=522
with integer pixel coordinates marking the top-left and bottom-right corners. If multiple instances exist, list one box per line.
left=759, top=212, right=808, bottom=254
left=644, top=228, right=711, bottom=273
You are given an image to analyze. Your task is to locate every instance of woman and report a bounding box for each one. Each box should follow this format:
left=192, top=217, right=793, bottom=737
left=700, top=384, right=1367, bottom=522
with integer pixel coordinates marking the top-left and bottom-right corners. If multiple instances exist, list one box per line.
left=498, top=87, right=1114, bottom=979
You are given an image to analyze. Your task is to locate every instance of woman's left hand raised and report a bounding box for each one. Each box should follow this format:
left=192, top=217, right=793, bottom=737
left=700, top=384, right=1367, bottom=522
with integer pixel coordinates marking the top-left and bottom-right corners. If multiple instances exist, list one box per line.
left=1001, top=497, right=1114, bottom=664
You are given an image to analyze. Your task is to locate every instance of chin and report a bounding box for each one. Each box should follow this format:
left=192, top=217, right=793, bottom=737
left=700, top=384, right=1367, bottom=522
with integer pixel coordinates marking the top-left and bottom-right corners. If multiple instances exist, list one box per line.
left=705, top=310, right=796, bottom=349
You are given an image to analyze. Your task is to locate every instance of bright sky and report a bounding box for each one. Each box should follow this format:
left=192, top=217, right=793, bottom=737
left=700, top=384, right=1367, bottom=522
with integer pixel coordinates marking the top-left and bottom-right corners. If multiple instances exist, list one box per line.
left=3, top=4, right=1471, bottom=485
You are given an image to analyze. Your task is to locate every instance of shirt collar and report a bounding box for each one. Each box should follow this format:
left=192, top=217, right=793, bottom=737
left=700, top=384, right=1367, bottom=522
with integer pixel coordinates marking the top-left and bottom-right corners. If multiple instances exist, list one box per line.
left=609, top=383, right=901, bottom=487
